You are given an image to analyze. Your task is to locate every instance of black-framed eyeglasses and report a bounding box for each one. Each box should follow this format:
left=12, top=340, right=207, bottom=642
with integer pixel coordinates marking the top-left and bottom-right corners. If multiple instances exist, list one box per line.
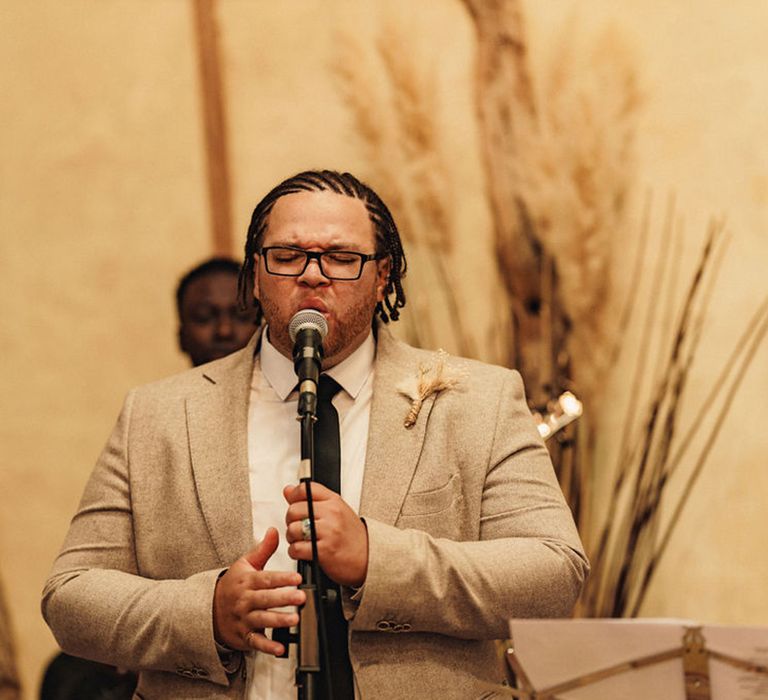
left=260, top=246, right=383, bottom=281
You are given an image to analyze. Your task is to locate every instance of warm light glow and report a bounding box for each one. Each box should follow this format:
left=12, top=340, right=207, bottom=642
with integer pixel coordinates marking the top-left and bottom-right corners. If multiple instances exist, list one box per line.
left=559, top=391, right=583, bottom=418
left=536, top=391, right=584, bottom=441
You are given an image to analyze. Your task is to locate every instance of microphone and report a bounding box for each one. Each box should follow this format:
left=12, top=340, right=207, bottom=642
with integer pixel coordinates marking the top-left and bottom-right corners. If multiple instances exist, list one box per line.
left=289, top=309, right=329, bottom=418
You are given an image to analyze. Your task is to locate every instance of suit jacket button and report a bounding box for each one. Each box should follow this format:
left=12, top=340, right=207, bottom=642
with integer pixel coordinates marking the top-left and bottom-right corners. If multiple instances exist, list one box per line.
left=401, top=623, right=412, bottom=632
left=176, top=666, right=195, bottom=678
left=376, top=620, right=391, bottom=631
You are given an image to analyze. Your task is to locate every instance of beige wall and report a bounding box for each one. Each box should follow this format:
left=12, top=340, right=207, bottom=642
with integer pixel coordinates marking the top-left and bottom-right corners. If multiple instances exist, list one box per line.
left=1, top=1, right=766, bottom=696
left=1, top=2, right=210, bottom=697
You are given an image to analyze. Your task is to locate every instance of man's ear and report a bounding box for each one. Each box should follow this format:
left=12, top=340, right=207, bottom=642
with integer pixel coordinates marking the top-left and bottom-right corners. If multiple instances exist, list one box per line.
left=375, top=257, right=391, bottom=302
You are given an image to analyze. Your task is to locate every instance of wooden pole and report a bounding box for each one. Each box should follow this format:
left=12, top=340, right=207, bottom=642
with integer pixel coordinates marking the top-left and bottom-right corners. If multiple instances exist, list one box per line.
left=191, top=0, right=234, bottom=256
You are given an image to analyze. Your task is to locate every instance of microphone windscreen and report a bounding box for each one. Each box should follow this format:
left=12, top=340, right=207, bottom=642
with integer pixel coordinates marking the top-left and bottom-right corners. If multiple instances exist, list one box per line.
left=288, top=309, right=329, bottom=342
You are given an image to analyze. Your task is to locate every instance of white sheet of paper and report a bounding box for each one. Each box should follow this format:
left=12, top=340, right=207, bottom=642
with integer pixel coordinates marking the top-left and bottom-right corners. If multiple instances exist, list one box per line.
left=507, top=619, right=768, bottom=700
left=706, top=625, right=768, bottom=700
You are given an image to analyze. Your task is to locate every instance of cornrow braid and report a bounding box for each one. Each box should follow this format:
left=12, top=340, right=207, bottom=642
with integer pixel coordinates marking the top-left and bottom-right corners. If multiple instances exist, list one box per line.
left=237, top=170, right=407, bottom=325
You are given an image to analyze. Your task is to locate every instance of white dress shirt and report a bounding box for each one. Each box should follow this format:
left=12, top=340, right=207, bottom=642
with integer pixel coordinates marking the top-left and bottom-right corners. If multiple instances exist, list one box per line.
left=245, top=327, right=375, bottom=700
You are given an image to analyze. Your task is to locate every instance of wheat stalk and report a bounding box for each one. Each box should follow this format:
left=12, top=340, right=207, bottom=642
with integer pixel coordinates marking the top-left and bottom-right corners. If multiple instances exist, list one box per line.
left=332, top=21, right=478, bottom=359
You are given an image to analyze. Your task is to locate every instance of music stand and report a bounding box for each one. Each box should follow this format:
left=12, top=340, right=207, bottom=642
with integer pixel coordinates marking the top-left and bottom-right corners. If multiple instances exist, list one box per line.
left=497, top=619, right=768, bottom=699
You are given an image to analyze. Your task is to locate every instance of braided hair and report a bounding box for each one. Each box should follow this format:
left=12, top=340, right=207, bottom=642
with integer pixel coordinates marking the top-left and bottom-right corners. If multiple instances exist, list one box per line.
left=237, top=170, right=407, bottom=325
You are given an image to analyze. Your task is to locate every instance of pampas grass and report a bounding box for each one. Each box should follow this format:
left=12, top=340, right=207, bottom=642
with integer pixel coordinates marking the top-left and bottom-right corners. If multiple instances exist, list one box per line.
left=332, top=22, right=478, bottom=360
left=581, top=211, right=768, bottom=617
left=497, top=17, right=642, bottom=409
left=462, top=2, right=642, bottom=530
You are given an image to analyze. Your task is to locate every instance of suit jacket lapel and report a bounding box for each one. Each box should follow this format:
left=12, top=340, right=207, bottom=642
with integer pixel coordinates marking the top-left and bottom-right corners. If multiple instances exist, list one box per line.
left=359, top=327, right=435, bottom=525
left=185, top=330, right=262, bottom=566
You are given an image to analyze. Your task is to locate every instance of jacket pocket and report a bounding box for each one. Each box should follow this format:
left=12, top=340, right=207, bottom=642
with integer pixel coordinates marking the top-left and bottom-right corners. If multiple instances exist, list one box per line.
left=400, top=474, right=457, bottom=516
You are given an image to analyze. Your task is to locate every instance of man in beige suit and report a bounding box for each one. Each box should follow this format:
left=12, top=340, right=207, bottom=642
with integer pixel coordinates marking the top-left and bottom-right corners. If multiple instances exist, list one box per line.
left=43, top=170, right=588, bottom=699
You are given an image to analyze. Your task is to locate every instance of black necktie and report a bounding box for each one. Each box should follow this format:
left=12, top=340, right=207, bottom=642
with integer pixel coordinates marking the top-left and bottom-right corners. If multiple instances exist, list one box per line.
left=313, top=375, right=354, bottom=700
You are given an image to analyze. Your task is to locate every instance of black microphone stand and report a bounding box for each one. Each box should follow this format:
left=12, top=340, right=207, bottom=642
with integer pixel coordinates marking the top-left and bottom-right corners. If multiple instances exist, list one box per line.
left=273, top=326, right=334, bottom=700
left=296, top=399, right=333, bottom=700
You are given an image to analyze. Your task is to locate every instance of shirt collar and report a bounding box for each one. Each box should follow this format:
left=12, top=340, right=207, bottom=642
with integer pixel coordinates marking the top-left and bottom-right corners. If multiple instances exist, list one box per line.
left=260, top=326, right=375, bottom=401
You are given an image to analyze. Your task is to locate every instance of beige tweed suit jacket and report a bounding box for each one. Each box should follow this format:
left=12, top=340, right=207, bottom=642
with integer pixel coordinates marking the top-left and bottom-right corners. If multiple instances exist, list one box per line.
left=43, top=325, right=588, bottom=699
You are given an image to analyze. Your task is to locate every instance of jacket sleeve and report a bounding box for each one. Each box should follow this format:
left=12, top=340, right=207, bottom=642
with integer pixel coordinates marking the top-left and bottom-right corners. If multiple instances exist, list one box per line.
left=41, top=390, right=233, bottom=687
left=346, top=370, right=589, bottom=639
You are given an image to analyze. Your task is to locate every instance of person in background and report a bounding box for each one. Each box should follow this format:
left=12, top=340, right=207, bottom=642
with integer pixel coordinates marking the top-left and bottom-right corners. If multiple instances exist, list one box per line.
left=177, top=257, right=260, bottom=367
left=39, top=654, right=135, bottom=700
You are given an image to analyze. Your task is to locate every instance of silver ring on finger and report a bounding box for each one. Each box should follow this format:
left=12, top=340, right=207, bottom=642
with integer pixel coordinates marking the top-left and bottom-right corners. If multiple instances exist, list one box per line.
left=301, top=517, right=312, bottom=541
left=245, top=630, right=256, bottom=647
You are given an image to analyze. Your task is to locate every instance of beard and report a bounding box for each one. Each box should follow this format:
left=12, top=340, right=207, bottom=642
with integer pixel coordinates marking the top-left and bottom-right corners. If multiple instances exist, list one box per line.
left=258, top=287, right=378, bottom=368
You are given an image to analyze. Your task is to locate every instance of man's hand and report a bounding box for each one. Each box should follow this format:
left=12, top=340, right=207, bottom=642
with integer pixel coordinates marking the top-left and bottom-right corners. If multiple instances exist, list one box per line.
left=283, top=482, right=369, bottom=587
left=212, top=527, right=306, bottom=656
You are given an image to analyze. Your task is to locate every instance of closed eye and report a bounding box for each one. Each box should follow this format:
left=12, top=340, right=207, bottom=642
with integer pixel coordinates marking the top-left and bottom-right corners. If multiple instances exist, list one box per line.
left=325, top=252, right=360, bottom=264
left=273, top=250, right=304, bottom=263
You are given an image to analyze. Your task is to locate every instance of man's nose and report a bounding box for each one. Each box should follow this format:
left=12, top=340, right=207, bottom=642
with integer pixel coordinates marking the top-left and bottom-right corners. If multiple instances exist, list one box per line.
left=215, top=315, right=235, bottom=338
left=298, top=257, right=330, bottom=285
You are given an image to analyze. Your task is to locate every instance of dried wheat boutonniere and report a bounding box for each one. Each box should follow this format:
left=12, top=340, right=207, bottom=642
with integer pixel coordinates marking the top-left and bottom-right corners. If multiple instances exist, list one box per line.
left=396, top=350, right=464, bottom=428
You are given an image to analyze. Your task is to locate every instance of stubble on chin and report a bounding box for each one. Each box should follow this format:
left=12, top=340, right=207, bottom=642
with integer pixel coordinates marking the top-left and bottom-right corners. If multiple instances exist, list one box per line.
left=259, top=295, right=377, bottom=368
left=258, top=296, right=293, bottom=359
left=320, top=292, right=380, bottom=368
